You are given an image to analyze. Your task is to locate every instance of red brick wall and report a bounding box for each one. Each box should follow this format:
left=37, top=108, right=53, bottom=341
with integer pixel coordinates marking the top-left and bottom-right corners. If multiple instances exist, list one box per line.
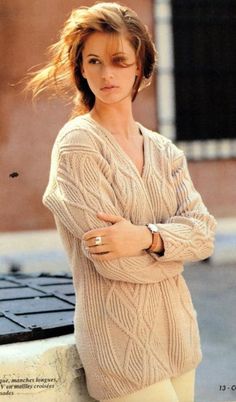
left=188, top=159, right=236, bottom=218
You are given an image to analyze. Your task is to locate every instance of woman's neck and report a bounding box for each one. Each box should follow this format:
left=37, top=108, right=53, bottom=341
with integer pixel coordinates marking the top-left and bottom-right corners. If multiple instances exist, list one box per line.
left=90, top=101, right=139, bottom=140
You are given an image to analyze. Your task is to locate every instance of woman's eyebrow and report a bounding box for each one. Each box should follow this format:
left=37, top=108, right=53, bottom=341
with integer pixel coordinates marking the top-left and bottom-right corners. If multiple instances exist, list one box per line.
left=86, top=52, right=127, bottom=58
left=112, top=52, right=126, bottom=55
left=86, top=53, right=100, bottom=58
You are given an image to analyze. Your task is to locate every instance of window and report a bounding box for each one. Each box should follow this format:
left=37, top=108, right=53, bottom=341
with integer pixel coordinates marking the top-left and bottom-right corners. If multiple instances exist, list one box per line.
left=155, top=0, right=236, bottom=159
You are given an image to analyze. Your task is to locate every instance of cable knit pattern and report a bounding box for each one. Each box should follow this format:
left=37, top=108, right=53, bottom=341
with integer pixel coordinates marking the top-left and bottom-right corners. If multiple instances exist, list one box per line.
left=43, top=114, right=216, bottom=401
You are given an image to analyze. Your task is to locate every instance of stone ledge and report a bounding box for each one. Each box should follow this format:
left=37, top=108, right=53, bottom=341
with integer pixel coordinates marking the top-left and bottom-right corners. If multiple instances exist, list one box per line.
left=0, top=334, right=97, bottom=402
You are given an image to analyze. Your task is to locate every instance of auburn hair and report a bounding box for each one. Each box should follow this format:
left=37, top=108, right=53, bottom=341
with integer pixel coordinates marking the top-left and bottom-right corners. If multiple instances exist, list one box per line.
left=26, top=2, right=158, bottom=117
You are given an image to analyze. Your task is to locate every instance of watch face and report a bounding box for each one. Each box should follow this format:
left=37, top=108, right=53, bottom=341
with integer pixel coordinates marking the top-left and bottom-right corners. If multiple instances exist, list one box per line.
left=148, top=223, right=158, bottom=233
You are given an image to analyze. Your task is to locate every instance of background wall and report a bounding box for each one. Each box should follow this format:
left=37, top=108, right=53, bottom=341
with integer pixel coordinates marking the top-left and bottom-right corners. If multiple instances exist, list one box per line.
left=0, top=0, right=235, bottom=232
left=188, top=159, right=236, bottom=217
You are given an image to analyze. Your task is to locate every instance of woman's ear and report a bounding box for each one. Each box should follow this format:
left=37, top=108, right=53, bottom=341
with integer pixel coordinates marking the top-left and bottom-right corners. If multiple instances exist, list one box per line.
left=80, top=62, right=86, bottom=79
left=81, top=69, right=86, bottom=79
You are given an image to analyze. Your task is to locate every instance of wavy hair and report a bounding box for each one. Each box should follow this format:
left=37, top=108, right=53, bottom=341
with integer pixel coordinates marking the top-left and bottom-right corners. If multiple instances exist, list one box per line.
left=26, top=2, right=158, bottom=117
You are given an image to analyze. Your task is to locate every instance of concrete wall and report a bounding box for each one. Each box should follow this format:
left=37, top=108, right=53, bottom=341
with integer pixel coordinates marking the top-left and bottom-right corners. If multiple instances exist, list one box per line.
left=0, top=0, right=235, bottom=232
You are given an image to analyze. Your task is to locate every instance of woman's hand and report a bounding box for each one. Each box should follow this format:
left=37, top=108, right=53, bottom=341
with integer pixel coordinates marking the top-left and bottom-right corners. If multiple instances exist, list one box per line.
left=82, top=212, right=152, bottom=261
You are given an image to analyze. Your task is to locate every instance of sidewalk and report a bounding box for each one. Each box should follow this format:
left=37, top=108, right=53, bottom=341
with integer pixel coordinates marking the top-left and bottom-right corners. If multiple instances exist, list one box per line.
left=0, top=229, right=69, bottom=275
left=211, top=217, right=236, bottom=266
left=183, top=217, right=236, bottom=402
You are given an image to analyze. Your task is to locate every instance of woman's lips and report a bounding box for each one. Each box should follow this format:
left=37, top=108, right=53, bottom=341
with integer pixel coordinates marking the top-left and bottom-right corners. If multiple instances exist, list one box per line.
left=100, top=86, right=119, bottom=91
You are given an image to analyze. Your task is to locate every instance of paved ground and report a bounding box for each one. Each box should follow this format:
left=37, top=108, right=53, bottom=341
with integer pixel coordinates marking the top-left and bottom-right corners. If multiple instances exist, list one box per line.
left=180, top=217, right=236, bottom=402
left=0, top=217, right=236, bottom=402
left=184, top=262, right=236, bottom=402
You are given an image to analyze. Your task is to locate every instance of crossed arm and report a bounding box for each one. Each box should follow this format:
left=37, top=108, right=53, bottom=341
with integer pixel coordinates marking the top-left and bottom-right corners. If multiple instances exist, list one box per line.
left=82, top=211, right=164, bottom=260
left=43, top=142, right=216, bottom=283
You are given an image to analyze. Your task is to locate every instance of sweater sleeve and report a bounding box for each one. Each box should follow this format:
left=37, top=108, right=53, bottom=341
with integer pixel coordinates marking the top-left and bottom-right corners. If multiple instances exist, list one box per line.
left=43, top=143, right=182, bottom=284
left=150, top=146, right=217, bottom=263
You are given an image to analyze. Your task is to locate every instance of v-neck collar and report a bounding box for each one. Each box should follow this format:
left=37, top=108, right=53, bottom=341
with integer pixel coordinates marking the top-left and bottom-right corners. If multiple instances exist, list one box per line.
left=82, top=113, right=148, bottom=180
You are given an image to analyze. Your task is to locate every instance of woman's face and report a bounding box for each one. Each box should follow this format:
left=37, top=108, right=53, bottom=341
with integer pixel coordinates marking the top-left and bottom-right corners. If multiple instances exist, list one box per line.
left=81, top=31, right=140, bottom=105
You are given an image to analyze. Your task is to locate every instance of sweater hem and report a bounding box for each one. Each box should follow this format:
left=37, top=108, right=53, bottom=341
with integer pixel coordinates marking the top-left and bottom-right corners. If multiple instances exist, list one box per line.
left=88, top=356, right=202, bottom=401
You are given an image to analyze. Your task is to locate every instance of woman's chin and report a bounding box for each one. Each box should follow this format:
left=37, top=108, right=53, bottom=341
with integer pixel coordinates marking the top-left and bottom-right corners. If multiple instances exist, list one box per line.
left=96, top=92, right=133, bottom=105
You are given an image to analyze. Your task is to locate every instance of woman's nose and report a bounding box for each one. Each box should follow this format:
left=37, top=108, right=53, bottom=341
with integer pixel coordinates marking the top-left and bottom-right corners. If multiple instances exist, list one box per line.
left=101, top=64, right=114, bottom=79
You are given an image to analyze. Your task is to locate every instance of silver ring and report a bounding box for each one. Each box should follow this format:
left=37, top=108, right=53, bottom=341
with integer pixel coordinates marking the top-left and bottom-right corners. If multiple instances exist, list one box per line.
left=95, top=236, right=102, bottom=246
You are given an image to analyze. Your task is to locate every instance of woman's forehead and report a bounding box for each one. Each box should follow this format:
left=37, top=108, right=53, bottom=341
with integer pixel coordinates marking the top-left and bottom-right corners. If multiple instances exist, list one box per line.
left=82, top=31, right=134, bottom=56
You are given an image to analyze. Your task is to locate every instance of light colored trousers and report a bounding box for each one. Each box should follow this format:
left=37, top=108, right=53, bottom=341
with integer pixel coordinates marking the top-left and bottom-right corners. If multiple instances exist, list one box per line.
left=100, top=369, right=195, bottom=402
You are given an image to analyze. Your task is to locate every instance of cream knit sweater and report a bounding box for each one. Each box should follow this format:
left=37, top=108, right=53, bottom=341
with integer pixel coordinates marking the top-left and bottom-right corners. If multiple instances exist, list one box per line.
left=43, top=114, right=216, bottom=401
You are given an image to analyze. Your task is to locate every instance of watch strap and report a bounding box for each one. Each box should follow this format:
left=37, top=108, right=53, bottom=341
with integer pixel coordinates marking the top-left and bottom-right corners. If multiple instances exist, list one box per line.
left=146, top=224, right=160, bottom=252
left=147, top=232, right=160, bottom=252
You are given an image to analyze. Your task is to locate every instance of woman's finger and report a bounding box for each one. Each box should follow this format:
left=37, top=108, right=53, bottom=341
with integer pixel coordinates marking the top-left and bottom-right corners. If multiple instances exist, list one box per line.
left=85, top=236, right=109, bottom=247
left=89, top=244, right=112, bottom=254
left=83, top=227, right=109, bottom=241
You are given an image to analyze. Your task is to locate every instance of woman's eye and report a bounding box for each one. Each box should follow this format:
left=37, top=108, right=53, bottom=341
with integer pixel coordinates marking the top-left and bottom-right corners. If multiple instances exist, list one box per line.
left=88, top=58, right=100, bottom=64
left=112, top=57, right=129, bottom=66
left=113, top=57, right=125, bottom=63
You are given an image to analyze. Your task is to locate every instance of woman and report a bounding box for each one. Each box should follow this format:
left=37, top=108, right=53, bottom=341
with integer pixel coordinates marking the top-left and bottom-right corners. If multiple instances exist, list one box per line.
left=27, top=2, right=216, bottom=402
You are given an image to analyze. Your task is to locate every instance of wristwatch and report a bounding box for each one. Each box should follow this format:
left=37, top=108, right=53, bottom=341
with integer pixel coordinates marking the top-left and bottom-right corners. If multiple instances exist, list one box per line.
left=146, top=223, right=160, bottom=252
